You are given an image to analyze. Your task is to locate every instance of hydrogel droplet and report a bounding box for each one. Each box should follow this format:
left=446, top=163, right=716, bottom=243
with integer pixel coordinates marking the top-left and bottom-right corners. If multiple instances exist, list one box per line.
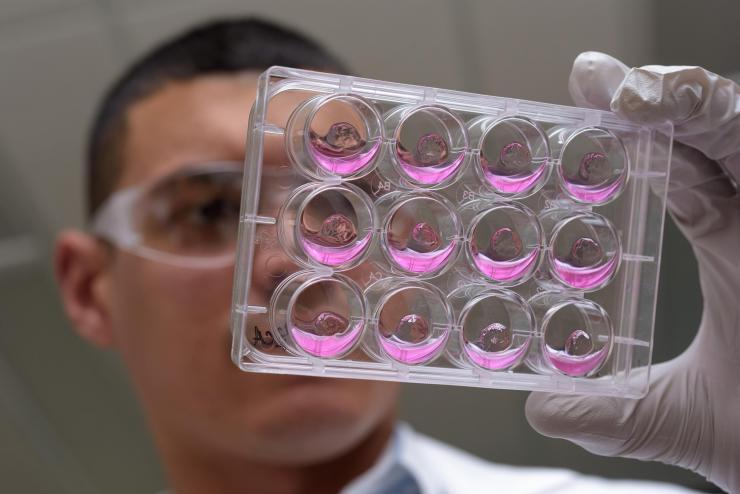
left=564, top=329, right=593, bottom=356
left=487, top=227, right=523, bottom=262
left=415, top=133, right=448, bottom=165
left=395, top=127, right=464, bottom=184
left=388, top=314, right=430, bottom=343
left=407, top=222, right=441, bottom=253
left=497, top=141, right=531, bottom=175
left=311, top=311, right=349, bottom=336
left=386, top=220, right=455, bottom=274
left=291, top=310, right=363, bottom=358
left=310, top=122, right=365, bottom=157
left=475, top=323, right=513, bottom=352
left=578, top=152, right=610, bottom=185
left=304, top=213, right=357, bottom=247
left=569, top=237, right=602, bottom=267
left=479, top=140, right=545, bottom=194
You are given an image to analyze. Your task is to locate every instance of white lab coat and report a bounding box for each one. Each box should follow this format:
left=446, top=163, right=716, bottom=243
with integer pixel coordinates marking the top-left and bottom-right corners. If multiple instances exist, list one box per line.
left=340, top=424, right=700, bottom=494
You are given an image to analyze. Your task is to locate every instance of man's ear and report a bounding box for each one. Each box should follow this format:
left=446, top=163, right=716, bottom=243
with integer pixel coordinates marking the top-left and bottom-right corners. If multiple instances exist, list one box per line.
left=54, top=230, right=115, bottom=348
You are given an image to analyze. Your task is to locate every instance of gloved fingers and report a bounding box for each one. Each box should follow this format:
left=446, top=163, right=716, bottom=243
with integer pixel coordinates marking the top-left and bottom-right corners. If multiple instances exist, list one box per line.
left=608, top=58, right=740, bottom=189
left=570, top=52, right=738, bottom=190
left=570, top=51, right=740, bottom=165
left=569, top=52, right=739, bottom=244
left=611, top=64, right=740, bottom=166
left=525, top=358, right=714, bottom=477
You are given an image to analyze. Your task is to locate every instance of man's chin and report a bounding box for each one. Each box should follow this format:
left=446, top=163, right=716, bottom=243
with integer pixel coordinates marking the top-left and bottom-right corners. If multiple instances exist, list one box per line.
left=239, top=377, right=388, bottom=464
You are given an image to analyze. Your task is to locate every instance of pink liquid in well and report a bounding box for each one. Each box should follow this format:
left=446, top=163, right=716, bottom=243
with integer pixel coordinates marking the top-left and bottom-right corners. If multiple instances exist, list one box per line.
left=309, top=140, right=381, bottom=176
left=472, top=248, right=538, bottom=282
left=552, top=254, right=618, bottom=289
left=545, top=345, right=609, bottom=377
left=379, top=334, right=448, bottom=365
left=481, top=161, right=547, bottom=194
left=397, top=152, right=466, bottom=185
left=387, top=240, right=456, bottom=274
left=561, top=175, right=624, bottom=203
left=291, top=319, right=364, bottom=358
left=464, top=339, right=530, bottom=370
left=301, top=234, right=371, bottom=266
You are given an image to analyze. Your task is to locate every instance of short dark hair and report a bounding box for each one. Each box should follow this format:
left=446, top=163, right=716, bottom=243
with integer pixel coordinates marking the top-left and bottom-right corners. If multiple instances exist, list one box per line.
left=87, top=17, right=349, bottom=216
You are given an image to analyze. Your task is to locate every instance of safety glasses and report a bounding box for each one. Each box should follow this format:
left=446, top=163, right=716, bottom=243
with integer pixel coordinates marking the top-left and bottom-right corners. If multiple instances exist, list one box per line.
left=89, top=161, right=244, bottom=269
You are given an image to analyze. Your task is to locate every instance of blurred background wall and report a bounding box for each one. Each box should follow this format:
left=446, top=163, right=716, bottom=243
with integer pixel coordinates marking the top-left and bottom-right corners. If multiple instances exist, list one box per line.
left=0, top=0, right=735, bottom=492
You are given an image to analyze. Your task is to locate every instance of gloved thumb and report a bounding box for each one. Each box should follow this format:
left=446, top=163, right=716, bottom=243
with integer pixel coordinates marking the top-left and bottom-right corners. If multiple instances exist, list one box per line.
left=525, top=358, right=712, bottom=474
left=568, top=51, right=629, bottom=111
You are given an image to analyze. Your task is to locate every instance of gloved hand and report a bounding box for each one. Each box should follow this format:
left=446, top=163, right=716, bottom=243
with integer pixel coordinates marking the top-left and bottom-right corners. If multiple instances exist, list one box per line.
left=526, top=52, right=740, bottom=493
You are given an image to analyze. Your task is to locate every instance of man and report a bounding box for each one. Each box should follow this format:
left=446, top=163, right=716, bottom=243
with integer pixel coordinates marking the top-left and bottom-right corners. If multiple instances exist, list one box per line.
left=54, top=18, right=738, bottom=494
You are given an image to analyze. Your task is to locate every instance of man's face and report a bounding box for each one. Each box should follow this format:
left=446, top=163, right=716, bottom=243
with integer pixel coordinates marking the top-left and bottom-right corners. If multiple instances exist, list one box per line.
left=73, top=75, right=399, bottom=463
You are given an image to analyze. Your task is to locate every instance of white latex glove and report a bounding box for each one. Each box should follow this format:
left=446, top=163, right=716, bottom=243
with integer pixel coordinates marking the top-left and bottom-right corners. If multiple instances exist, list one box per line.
left=526, top=52, right=740, bottom=493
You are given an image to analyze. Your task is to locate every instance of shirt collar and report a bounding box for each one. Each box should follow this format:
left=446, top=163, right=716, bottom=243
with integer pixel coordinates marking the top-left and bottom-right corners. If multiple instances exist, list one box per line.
left=341, top=423, right=426, bottom=494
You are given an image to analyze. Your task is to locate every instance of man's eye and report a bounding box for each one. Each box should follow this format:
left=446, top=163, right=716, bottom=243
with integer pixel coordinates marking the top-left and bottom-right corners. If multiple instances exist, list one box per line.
left=172, top=196, right=240, bottom=227
left=190, top=198, right=230, bottom=224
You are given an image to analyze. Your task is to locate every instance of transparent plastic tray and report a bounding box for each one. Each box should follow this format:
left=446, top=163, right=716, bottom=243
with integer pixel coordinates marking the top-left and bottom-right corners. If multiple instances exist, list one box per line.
left=231, top=66, right=673, bottom=398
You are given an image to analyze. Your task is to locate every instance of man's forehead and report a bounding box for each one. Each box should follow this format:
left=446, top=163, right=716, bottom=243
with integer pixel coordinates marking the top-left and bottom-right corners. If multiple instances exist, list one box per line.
left=117, top=74, right=260, bottom=188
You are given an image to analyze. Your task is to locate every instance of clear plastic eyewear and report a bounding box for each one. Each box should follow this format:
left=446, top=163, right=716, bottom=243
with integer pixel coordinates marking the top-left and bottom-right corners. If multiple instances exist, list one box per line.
left=89, top=161, right=244, bottom=269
